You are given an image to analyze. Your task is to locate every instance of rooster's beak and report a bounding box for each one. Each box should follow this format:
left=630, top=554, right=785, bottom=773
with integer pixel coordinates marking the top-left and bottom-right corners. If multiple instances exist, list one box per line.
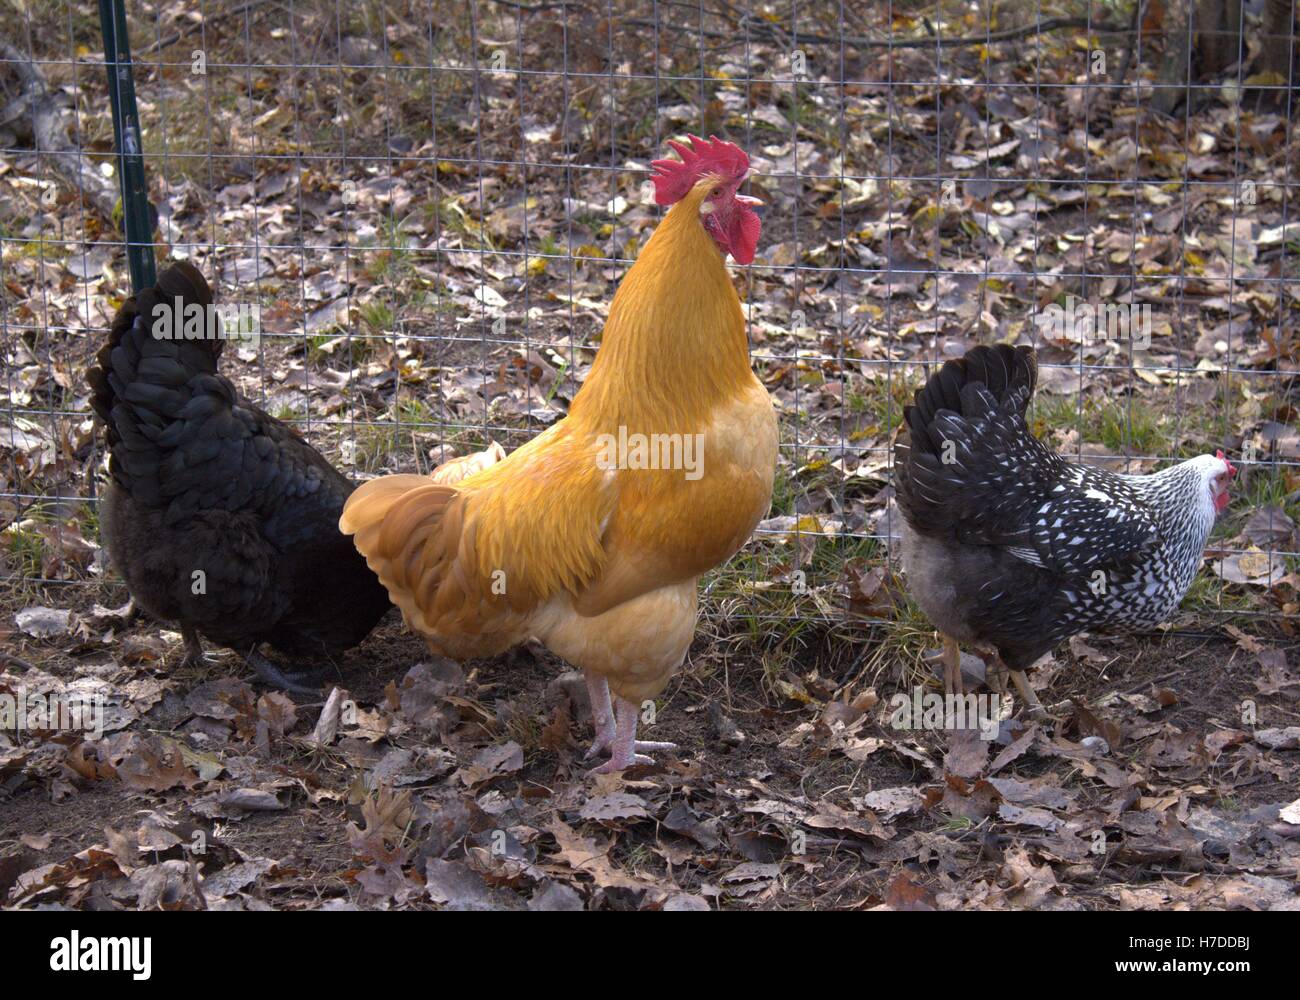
left=735, top=194, right=763, bottom=207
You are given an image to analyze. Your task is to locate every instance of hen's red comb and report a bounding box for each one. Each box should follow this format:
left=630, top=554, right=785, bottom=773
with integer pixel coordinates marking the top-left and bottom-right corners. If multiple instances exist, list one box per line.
left=650, top=134, right=750, bottom=205
left=1216, top=450, right=1238, bottom=478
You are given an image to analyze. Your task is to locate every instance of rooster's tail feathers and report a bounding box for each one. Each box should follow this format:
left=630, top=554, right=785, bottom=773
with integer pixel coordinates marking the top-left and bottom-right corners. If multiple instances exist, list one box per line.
left=341, top=475, right=471, bottom=637
left=339, top=475, right=437, bottom=541
left=341, top=474, right=535, bottom=654
left=428, top=441, right=507, bottom=486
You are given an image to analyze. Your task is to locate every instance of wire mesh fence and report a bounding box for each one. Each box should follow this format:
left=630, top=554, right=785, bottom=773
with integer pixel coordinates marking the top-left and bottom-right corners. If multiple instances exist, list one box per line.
left=1, top=1, right=1297, bottom=649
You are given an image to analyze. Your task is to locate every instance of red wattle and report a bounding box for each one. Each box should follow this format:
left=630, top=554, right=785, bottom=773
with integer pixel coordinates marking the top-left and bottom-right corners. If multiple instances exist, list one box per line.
left=728, top=207, right=761, bottom=265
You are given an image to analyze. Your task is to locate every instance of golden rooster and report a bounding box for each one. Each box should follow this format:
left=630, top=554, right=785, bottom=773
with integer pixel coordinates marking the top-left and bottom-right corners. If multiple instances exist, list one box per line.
left=341, top=135, right=777, bottom=771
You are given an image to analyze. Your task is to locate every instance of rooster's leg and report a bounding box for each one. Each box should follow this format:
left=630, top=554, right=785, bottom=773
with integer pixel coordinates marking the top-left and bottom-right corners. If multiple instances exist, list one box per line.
left=582, top=671, right=617, bottom=759
left=590, top=696, right=678, bottom=774
left=245, top=647, right=325, bottom=696
left=941, top=635, right=963, bottom=696
left=1010, top=670, right=1048, bottom=721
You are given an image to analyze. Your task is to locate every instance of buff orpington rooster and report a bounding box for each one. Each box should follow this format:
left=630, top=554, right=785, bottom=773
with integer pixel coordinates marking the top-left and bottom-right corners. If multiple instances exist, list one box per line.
left=341, top=135, right=777, bottom=771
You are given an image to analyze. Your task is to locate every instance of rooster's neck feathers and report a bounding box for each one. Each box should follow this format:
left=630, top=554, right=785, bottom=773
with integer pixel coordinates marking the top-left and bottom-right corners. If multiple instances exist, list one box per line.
left=571, top=179, right=756, bottom=432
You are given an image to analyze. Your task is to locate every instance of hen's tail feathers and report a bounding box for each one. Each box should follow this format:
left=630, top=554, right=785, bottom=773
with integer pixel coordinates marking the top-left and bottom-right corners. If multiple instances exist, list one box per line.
left=87, top=262, right=224, bottom=496
left=896, top=344, right=1043, bottom=538
left=903, top=344, right=1036, bottom=459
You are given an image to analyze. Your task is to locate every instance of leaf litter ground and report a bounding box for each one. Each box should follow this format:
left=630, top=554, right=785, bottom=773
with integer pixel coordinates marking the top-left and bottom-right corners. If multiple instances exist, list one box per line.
left=2, top=1, right=1299, bottom=910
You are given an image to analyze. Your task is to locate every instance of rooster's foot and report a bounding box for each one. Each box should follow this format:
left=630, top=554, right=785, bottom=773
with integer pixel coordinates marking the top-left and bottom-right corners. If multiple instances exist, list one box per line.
left=591, top=742, right=680, bottom=774
left=585, top=737, right=677, bottom=765
left=583, top=671, right=617, bottom=759
left=588, top=696, right=677, bottom=773
left=245, top=649, right=325, bottom=695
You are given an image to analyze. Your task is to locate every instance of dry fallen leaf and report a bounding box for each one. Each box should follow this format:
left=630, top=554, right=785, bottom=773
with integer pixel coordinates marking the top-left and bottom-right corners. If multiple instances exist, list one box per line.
left=15, top=606, right=72, bottom=638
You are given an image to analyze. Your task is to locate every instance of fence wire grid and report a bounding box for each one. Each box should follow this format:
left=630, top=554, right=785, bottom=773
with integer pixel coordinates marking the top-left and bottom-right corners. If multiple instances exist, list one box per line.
left=1, top=1, right=1298, bottom=645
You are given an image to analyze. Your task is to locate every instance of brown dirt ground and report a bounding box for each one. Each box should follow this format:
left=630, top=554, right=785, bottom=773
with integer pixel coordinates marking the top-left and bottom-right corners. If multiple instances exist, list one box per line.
left=2, top=579, right=1297, bottom=911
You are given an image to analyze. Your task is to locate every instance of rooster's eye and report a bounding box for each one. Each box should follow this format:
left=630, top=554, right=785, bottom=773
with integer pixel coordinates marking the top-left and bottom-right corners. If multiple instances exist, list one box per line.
left=711, top=187, right=722, bottom=198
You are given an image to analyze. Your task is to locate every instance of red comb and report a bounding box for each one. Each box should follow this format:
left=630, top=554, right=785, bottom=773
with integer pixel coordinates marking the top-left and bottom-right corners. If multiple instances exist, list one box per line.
left=1216, top=450, right=1238, bottom=477
left=650, top=134, right=750, bottom=206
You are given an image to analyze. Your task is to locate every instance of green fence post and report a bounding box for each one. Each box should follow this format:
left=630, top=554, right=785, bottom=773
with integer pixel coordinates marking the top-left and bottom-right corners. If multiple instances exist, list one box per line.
left=99, top=0, right=156, bottom=292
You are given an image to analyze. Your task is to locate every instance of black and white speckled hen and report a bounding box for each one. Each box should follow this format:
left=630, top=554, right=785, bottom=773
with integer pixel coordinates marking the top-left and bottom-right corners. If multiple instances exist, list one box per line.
left=87, top=261, right=392, bottom=692
left=895, top=344, right=1235, bottom=716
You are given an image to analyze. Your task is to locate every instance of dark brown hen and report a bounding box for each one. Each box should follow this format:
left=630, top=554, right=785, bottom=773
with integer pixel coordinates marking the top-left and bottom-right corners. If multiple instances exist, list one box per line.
left=87, top=261, right=391, bottom=691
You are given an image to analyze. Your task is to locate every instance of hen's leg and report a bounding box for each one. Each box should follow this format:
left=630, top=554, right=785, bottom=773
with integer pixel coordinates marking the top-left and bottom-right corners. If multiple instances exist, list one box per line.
left=982, top=649, right=1047, bottom=720
left=245, top=647, right=325, bottom=696
left=1010, top=670, right=1048, bottom=721
left=941, top=635, right=963, bottom=696
left=180, top=626, right=212, bottom=668
left=591, top=696, right=677, bottom=773
left=582, top=671, right=617, bottom=759
left=985, top=656, right=1008, bottom=695
left=115, top=598, right=139, bottom=624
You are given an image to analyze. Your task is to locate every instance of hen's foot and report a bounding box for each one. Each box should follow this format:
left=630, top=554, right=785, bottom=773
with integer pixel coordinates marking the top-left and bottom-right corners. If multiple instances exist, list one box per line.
left=245, top=649, right=325, bottom=695
left=1011, top=670, right=1053, bottom=722
left=941, top=635, right=963, bottom=696
left=589, top=696, right=677, bottom=773
left=180, top=627, right=215, bottom=669
left=94, top=598, right=138, bottom=625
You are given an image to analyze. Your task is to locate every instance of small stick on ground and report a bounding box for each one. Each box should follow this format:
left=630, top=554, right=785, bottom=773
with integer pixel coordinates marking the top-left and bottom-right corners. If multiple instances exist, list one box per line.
left=0, top=40, right=119, bottom=221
